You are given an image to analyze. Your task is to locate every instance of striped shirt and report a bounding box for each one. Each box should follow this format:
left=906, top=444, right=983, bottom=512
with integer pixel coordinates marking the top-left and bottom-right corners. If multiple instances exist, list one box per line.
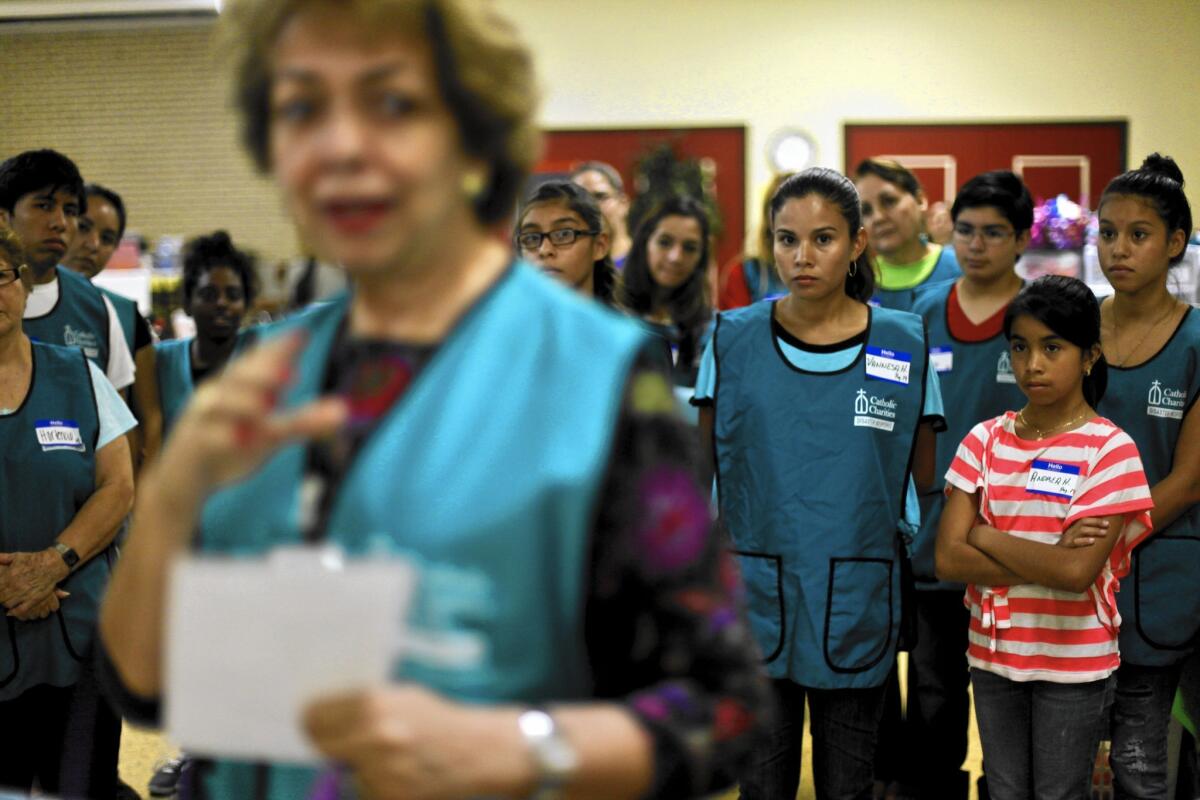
left=945, top=412, right=1154, bottom=682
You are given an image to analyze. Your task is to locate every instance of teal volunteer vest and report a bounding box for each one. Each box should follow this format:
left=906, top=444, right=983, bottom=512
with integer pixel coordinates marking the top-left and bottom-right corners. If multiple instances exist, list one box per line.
left=1098, top=308, right=1200, bottom=666
left=0, top=343, right=111, bottom=700
left=713, top=302, right=930, bottom=689
left=23, top=266, right=113, bottom=371
left=156, top=329, right=260, bottom=438
left=871, top=246, right=960, bottom=311
left=154, top=338, right=192, bottom=437
left=189, top=264, right=646, bottom=798
left=910, top=281, right=1025, bottom=590
left=98, top=286, right=138, bottom=356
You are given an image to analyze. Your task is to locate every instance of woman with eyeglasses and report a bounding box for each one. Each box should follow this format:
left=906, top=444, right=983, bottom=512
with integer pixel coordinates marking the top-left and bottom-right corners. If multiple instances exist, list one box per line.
left=514, top=180, right=615, bottom=304
left=154, top=231, right=258, bottom=436
left=855, top=158, right=961, bottom=310
left=97, top=2, right=768, bottom=799
left=0, top=223, right=136, bottom=796
left=898, top=170, right=1031, bottom=799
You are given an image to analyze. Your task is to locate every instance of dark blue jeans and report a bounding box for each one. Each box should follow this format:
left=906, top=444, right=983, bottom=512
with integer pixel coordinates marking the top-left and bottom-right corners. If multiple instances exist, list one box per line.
left=739, top=678, right=887, bottom=800
left=971, top=668, right=1114, bottom=800
left=1110, top=662, right=1182, bottom=800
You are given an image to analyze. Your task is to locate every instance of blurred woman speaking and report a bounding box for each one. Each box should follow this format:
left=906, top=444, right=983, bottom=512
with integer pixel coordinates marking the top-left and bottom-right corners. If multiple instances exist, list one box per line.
left=98, top=2, right=767, bottom=799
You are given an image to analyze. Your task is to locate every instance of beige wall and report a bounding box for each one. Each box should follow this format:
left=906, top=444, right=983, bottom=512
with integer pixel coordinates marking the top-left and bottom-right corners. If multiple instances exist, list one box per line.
left=0, top=22, right=296, bottom=260
left=2, top=1, right=1197, bottom=259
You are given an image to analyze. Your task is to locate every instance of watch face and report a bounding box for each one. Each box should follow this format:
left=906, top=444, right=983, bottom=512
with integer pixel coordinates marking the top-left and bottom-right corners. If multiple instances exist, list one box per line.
left=56, top=544, right=79, bottom=567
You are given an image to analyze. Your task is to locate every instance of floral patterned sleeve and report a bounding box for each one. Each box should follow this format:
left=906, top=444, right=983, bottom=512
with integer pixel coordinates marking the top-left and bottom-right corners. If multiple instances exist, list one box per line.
left=584, top=352, right=771, bottom=798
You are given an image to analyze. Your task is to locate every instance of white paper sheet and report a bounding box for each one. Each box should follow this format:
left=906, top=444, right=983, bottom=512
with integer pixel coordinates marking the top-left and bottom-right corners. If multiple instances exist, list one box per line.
left=165, top=546, right=416, bottom=764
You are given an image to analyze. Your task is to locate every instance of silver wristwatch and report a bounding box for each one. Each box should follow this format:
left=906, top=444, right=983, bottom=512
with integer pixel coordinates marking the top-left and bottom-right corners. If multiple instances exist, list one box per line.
left=517, top=709, right=578, bottom=800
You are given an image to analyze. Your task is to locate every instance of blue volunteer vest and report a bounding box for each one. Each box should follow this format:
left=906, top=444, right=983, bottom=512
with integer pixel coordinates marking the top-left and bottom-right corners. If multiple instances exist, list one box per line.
left=98, top=286, right=139, bottom=356
left=713, top=302, right=929, bottom=689
left=187, top=264, right=646, bottom=799
left=872, top=246, right=960, bottom=311
left=910, top=281, right=1025, bottom=590
left=1098, top=308, right=1200, bottom=666
left=154, top=338, right=193, bottom=438
left=156, top=329, right=260, bottom=439
left=23, top=266, right=112, bottom=371
left=0, top=342, right=111, bottom=700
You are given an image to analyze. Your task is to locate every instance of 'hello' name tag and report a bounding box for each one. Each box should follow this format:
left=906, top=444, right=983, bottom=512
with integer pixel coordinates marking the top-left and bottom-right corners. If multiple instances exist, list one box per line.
left=35, top=419, right=85, bottom=452
left=1026, top=459, right=1080, bottom=499
left=930, top=346, right=953, bottom=373
left=865, top=346, right=912, bottom=385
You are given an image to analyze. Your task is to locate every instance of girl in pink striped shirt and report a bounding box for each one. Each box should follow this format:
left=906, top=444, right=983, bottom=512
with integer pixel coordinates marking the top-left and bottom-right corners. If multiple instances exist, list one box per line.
left=936, top=275, right=1154, bottom=800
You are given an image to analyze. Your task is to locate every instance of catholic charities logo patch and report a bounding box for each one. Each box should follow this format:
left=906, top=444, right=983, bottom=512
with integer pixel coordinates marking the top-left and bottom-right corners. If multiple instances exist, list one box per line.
left=1146, top=380, right=1185, bottom=419
left=854, top=389, right=897, bottom=431
left=996, top=351, right=1016, bottom=384
left=63, top=325, right=100, bottom=359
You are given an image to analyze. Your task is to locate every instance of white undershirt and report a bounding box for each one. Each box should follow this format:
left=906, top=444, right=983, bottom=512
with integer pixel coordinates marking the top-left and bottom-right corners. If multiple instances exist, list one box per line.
left=23, top=275, right=136, bottom=390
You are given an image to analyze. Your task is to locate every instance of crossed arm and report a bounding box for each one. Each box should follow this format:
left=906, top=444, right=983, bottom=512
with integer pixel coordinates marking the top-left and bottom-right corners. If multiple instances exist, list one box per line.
left=934, top=486, right=1124, bottom=593
left=0, top=436, right=134, bottom=619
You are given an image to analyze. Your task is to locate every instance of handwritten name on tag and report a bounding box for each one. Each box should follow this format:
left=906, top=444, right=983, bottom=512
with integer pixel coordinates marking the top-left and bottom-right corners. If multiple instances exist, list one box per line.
left=929, top=346, right=953, bottom=373
left=1026, top=459, right=1081, bottom=499
left=865, top=346, right=912, bottom=385
left=34, top=419, right=85, bottom=452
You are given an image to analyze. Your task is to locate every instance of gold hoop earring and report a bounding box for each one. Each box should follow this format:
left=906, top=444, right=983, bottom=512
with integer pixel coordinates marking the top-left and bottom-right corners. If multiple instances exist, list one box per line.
left=461, top=171, right=486, bottom=201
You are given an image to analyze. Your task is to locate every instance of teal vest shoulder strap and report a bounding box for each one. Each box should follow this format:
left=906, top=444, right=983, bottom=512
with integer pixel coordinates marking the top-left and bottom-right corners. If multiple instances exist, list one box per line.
left=23, top=266, right=112, bottom=370
left=99, top=286, right=138, bottom=352
left=155, top=338, right=194, bottom=438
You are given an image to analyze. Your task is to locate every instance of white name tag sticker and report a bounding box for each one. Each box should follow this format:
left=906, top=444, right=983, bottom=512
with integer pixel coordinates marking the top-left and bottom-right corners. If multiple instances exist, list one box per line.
left=864, top=346, right=912, bottom=385
left=1026, top=459, right=1081, bottom=499
left=34, top=419, right=85, bottom=452
left=930, top=346, right=953, bottom=373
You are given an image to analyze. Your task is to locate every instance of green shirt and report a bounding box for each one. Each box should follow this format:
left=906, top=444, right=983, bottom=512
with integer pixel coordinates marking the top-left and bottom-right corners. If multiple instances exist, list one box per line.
left=875, top=244, right=945, bottom=291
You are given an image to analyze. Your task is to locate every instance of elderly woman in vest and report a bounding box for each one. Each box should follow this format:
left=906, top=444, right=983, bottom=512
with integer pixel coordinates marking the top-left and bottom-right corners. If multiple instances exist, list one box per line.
left=0, top=223, right=135, bottom=796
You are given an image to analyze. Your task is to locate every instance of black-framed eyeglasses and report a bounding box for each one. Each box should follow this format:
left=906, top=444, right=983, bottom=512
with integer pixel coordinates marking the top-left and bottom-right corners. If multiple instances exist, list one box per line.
left=0, top=267, right=24, bottom=287
left=952, top=223, right=1014, bottom=244
left=515, top=229, right=597, bottom=252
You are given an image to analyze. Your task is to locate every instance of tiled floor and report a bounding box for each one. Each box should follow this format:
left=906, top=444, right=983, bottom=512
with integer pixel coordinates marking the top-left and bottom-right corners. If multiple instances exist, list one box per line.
left=119, top=725, right=176, bottom=797
left=119, top=656, right=985, bottom=800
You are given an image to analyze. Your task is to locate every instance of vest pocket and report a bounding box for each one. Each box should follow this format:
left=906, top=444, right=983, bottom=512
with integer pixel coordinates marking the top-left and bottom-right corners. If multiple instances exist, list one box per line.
left=1133, top=535, right=1200, bottom=650
left=733, top=551, right=785, bottom=663
left=824, top=558, right=893, bottom=673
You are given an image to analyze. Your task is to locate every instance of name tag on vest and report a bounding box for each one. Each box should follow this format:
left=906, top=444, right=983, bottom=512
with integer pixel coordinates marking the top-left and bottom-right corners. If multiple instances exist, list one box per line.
left=35, top=419, right=85, bottom=452
left=1026, top=459, right=1080, bottom=499
left=865, top=346, right=912, bottom=385
left=929, top=346, right=953, bottom=373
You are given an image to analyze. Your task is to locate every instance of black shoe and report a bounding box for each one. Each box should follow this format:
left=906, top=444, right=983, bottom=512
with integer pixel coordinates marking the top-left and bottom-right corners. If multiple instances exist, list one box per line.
left=148, top=756, right=190, bottom=798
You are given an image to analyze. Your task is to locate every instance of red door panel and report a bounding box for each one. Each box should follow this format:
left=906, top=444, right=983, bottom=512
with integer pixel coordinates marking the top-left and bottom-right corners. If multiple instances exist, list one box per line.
left=844, top=122, right=1127, bottom=207
left=538, top=127, right=746, bottom=270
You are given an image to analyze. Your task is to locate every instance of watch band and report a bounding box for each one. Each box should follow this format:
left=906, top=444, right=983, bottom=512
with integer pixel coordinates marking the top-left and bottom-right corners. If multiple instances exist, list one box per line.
left=53, top=542, right=80, bottom=572
left=517, top=709, right=578, bottom=800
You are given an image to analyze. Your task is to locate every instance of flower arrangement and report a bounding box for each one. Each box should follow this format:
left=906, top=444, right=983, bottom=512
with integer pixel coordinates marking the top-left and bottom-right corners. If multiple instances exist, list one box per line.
left=1029, top=194, right=1093, bottom=250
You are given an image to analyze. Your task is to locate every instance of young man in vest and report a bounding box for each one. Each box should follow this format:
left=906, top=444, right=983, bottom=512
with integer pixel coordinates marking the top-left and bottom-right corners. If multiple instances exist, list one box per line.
left=0, top=149, right=135, bottom=392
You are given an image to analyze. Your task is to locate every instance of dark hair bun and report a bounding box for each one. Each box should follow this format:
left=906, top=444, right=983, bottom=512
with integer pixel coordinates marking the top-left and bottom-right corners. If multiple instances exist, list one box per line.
left=1140, top=153, right=1185, bottom=186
